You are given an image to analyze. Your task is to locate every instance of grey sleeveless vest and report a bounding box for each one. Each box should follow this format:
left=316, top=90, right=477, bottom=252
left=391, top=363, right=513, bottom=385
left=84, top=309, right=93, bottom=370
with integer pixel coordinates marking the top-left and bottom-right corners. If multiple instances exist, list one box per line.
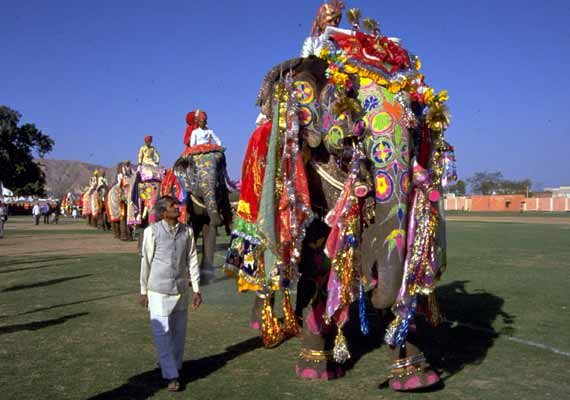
left=147, top=222, right=190, bottom=295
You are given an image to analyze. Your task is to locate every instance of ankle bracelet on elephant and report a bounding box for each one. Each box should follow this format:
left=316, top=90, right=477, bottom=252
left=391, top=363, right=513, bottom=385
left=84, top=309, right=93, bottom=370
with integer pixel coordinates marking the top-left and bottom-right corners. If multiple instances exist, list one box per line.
left=389, top=353, right=426, bottom=370
left=299, top=348, right=334, bottom=363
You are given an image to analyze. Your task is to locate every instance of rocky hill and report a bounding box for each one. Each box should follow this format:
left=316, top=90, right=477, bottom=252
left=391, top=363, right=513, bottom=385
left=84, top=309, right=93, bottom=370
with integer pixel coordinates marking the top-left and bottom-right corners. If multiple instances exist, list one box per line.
left=35, top=159, right=116, bottom=198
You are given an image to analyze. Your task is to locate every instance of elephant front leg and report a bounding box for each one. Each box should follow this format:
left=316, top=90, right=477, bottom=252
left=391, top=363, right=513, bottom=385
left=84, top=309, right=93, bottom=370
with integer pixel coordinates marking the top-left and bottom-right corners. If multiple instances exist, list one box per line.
left=119, top=218, right=130, bottom=241
left=295, top=303, right=345, bottom=380
left=112, top=221, right=120, bottom=238
left=387, top=336, right=440, bottom=391
left=201, top=223, right=217, bottom=271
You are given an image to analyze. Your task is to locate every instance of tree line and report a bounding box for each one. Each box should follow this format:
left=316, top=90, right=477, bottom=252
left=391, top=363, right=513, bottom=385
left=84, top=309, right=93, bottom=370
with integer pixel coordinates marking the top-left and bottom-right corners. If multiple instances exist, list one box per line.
left=1, top=105, right=54, bottom=196
left=446, top=172, right=532, bottom=196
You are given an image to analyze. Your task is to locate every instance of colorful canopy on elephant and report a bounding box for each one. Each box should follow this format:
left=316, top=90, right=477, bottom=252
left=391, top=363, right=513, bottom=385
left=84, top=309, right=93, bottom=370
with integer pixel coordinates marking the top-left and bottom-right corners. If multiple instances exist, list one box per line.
left=224, top=121, right=272, bottom=292
left=180, top=143, right=223, bottom=157
left=106, top=184, right=122, bottom=223
left=81, top=191, right=91, bottom=216
left=224, top=81, right=313, bottom=298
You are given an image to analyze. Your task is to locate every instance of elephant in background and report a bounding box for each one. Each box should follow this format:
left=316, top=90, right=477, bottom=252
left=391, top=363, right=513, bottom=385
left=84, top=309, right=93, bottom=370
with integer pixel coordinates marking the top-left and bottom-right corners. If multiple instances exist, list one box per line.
left=128, top=164, right=164, bottom=248
left=106, top=162, right=134, bottom=241
left=92, top=183, right=110, bottom=231
left=227, top=27, right=454, bottom=392
left=165, top=146, right=233, bottom=272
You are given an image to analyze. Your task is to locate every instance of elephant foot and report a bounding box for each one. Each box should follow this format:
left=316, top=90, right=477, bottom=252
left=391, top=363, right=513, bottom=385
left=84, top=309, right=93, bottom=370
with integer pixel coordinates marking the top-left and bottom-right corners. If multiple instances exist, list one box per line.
left=295, top=350, right=344, bottom=380
left=387, top=351, right=440, bottom=392
left=389, top=363, right=440, bottom=391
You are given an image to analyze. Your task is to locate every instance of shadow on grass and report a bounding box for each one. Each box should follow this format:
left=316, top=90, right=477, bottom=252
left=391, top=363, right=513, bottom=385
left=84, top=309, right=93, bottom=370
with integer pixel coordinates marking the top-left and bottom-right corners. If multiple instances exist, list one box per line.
left=1, top=274, right=93, bottom=292
left=88, top=336, right=263, bottom=399
left=422, top=280, right=514, bottom=382
left=342, top=302, right=386, bottom=372
left=0, top=255, right=72, bottom=269
left=0, top=260, right=81, bottom=275
left=0, top=293, right=129, bottom=319
left=340, top=280, right=512, bottom=391
left=0, top=312, right=89, bottom=336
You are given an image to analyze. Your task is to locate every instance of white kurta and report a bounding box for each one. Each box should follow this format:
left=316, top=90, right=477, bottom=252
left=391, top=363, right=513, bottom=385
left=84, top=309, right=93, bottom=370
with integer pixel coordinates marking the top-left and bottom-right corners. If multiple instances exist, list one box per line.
left=190, top=127, right=222, bottom=146
left=140, top=220, right=200, bottom=316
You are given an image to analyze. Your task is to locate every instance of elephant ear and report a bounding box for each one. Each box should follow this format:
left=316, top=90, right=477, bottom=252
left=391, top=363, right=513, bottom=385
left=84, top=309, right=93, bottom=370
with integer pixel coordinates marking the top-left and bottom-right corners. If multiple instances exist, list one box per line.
left=173, top=156, right=189, bottom=171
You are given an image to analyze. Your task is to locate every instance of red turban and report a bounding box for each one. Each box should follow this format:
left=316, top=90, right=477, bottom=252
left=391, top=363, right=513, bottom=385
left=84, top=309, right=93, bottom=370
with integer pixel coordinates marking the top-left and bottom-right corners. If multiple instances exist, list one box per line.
left=144, top=135, right=153, bottom=143
left=183, top=109, right=208, bottom=146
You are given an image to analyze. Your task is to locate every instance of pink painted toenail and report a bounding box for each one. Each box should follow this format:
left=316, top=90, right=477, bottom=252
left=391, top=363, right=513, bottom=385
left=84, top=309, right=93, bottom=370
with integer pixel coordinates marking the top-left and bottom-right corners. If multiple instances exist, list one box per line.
left=391, top=381, right=402, bottom=390
left=403, top=376, right=421, bottom=390
left=427, top=371, right=440, bottom=385
left=300, top=368, right=319, bottom=379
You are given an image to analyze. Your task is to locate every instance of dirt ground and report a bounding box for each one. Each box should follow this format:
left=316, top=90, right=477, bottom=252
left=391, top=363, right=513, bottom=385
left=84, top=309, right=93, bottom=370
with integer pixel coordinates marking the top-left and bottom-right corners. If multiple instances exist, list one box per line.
left=1, top=217, right=138, bottom=257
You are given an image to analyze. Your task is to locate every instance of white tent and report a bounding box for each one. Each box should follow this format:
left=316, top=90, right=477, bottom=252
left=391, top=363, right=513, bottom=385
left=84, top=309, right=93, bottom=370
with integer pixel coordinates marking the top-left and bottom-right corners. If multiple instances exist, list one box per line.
left=2, top=187, right=13, bottom=197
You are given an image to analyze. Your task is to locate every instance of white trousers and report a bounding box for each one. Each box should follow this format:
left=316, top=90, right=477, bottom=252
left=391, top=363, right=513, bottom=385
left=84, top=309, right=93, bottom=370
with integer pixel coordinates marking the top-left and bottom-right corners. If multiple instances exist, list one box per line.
left=150, top=309, right=188, bottom=380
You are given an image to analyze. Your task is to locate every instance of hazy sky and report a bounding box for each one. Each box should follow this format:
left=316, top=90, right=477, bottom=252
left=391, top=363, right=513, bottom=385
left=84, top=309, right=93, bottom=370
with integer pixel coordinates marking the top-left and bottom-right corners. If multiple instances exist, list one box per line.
left=2, top=0, right=569, bottom=188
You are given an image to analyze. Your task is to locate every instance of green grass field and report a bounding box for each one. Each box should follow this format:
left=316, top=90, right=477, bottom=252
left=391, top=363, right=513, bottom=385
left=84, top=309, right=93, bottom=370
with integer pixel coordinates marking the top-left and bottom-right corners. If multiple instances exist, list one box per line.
left=0, top=216, right=569, bottom=399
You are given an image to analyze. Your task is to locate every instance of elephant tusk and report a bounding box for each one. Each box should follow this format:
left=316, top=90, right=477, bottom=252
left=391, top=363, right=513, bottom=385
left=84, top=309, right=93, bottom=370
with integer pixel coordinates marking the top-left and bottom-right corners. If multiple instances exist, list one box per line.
left=309, top=161, right=344, bottom=191
left=190, top=194, right=207, bottom=209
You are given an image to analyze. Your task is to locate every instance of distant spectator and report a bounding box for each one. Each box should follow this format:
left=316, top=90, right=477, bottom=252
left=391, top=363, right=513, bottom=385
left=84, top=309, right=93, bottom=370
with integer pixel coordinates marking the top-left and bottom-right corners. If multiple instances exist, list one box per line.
left=53, top=202, right=61, bottom=224
left=42, top=203, right=49, bottom=224
left=72, top=207, right=78, bottom=219
left=0, top=201, right=7, bottom=238
left=32, top=203, right=41, bottom=225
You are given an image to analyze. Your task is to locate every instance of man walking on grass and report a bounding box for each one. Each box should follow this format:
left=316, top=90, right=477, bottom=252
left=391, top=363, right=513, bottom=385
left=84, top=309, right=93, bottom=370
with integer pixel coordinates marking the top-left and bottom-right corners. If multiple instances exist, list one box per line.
left=139, top=195, right=202, bottom=392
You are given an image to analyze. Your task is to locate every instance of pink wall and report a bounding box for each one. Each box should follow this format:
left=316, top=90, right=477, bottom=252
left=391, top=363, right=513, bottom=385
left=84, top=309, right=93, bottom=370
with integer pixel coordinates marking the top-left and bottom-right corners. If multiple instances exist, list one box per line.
left=444, top=195, right=569, bottom=212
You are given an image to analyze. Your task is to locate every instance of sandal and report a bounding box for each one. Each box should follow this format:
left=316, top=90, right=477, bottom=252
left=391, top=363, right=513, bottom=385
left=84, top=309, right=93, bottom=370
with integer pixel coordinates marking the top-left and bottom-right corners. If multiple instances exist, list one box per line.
left=167, top=379, right=181, bottom=392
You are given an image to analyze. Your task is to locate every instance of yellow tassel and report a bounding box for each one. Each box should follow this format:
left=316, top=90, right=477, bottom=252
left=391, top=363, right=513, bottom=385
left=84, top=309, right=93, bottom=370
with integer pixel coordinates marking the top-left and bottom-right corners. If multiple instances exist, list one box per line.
left=333, top=97, right=362, bottom=118
left=282, top=289, right=300, bottom=338
left=261, top=296, right=284, bottom=348
left=333, top=327, right=351, bottom=363
left=426, top=102, right=451, bottom=132
left=346, top=8, right=361, bottom=29
left=362, top=18, right=379, bottom=35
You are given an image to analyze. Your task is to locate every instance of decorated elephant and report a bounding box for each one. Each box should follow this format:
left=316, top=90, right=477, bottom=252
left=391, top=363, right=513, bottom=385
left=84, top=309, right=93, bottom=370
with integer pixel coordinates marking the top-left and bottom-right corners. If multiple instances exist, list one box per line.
left=92, top=171, right=110, bottom=230
left=162, top=144, right=234, bottom=272
left=127, top=163, right=165, bottom=247
left=106, top=161, right=134, bottom=241
left=224, top=8, right=456, bottom=393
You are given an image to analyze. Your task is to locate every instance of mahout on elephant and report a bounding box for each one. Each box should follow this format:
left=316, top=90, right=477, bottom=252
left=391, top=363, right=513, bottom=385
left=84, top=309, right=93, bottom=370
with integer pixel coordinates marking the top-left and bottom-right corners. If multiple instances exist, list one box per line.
left=162, top=110, right=235, bottom=274
left=129, top=136, right=164, bottom=248
left=224, top=4, right=456, bottom=393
